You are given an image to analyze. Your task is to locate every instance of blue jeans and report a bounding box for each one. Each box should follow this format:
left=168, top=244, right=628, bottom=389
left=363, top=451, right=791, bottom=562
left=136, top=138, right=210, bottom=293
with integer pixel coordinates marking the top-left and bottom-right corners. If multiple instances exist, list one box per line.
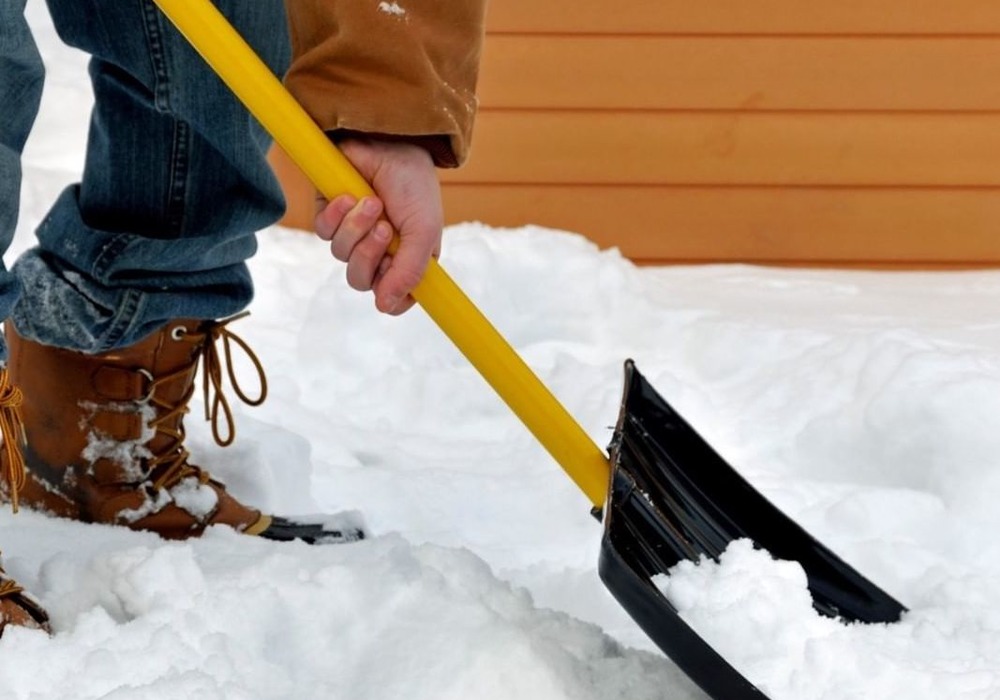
left=0, top=0, right=289, bottom=360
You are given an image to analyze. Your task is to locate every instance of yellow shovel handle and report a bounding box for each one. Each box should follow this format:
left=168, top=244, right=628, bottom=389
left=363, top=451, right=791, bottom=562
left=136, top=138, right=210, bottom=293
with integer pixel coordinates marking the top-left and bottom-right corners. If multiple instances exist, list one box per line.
left=151, top=0, right=610, bottom=508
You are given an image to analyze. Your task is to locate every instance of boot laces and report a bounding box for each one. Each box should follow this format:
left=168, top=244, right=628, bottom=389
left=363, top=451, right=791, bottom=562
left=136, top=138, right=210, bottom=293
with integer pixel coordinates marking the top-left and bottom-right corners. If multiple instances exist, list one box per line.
left=144, top=312, right=268, bottom=491
left=0, top=370, right=27, bottom=513
left=196, top=311, right=269, bottom=447
left=0, top=574, right=24, bottom=600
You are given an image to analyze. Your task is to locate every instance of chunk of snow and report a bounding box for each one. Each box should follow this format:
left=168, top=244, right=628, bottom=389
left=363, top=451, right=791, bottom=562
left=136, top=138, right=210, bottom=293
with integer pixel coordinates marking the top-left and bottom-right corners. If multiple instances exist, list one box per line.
left=378, top=1, right=406, bottom=17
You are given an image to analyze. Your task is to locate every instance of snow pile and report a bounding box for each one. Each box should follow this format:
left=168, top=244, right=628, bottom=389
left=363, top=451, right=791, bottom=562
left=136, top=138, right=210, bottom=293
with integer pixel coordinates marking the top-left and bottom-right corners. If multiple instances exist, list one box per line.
left=659, top=540, right=1000, bottom=699
left=657, top=540, right=837, bottom=671
left=8, top=4, right=1000, bottom=699
left=0, top=524, right=677, bottom=700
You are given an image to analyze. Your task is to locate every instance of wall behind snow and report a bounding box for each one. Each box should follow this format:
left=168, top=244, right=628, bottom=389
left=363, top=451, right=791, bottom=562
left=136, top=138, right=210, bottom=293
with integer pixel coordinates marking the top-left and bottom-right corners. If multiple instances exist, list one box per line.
left=275, top=0, right=1000, bottom=268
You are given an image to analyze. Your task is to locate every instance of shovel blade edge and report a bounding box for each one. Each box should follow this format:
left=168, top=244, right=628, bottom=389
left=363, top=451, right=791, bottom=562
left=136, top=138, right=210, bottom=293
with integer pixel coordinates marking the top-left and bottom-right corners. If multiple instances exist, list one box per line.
left=599, top=527, right=768, bottom=698
left=597, top=361, right=906, bottom=699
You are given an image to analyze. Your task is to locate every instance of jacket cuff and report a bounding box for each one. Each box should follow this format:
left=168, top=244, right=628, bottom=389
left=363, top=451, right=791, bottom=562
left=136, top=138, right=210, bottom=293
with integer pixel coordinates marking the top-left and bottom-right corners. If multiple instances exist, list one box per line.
left=283, top=0, right=486, bottom=168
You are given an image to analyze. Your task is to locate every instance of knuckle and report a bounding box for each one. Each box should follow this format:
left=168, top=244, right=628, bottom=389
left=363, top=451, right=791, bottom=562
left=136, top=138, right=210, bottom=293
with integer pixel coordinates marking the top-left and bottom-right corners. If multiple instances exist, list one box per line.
left=346, top=266, right=371, bottom=291
left=330, top=239, right=350, bottom=262
left=392, top=266, right=424, bottom=293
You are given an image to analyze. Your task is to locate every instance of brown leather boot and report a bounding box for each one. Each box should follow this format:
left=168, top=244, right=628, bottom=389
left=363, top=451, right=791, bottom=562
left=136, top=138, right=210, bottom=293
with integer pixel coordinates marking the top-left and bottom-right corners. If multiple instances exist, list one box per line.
left=0, top=562, right=49, bottom=635
left=3, top=315, right=275, bottom=539
left=0, top=368, right=50, bottom=634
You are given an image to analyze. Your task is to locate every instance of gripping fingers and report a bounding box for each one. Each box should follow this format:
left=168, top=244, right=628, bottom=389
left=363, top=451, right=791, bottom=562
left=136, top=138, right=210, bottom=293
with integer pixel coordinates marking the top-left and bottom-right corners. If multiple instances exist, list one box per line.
left=314, top=195, right=356, bottom=241
left=345, top=220, right=394, bottom=292
left=327, top=197, right=384, bottom=265
left=315, top=196, right=393, bottom=292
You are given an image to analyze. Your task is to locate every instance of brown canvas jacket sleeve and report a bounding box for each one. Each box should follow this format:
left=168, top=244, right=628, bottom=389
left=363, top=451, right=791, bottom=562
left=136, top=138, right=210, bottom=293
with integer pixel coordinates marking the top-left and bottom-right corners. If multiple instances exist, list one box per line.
left=283, top=0, right=487, bottom=168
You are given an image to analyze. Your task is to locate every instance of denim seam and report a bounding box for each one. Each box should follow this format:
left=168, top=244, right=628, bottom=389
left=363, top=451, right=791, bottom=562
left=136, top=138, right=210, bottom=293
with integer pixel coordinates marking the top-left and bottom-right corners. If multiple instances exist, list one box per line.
left=140, top=0, right=190, bottom=236
left=89, top=232, right=146, bottom=351
left=139, top=0, right=170, bottom=111
left=91, top=233, right=132, bottom=281
left=167, top=119, right=190, bottom=234
left=98, top=286, right=146, bottom=352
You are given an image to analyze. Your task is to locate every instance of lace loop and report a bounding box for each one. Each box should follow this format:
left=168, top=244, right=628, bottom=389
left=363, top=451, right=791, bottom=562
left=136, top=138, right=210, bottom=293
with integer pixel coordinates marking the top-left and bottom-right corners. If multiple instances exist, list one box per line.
left=0, top=370, right=27, bottom=513
left=197, top=312, right=268, bottom=447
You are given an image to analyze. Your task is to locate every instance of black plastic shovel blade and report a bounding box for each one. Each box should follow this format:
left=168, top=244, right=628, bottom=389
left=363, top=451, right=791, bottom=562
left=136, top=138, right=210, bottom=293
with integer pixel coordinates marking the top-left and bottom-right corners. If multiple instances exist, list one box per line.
left=598, top=361, right=906, bottom=699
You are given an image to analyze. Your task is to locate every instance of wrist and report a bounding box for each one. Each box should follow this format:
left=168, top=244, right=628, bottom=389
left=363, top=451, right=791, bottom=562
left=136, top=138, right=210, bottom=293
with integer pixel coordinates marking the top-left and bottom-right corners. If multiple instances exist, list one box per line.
left=327, top=129, right=455, bottom=168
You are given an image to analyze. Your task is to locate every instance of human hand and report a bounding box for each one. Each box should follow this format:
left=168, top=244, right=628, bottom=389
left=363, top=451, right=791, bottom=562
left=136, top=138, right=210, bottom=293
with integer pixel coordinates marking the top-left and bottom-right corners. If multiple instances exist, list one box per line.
left=314, top=138, right=443, bottom=315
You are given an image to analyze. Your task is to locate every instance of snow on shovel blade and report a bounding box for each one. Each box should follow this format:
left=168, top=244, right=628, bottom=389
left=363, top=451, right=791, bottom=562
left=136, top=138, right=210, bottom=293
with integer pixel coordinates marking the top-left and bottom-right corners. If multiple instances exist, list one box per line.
left=598, top=361, right=906, bottom=700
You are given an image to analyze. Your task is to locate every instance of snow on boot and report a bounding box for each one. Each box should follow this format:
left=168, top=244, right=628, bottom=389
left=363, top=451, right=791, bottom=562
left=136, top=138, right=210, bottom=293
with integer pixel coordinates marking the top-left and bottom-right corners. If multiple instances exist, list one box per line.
left=0, top=369, right=50, bottom=634
left=1, top=317, right=363, bottom=544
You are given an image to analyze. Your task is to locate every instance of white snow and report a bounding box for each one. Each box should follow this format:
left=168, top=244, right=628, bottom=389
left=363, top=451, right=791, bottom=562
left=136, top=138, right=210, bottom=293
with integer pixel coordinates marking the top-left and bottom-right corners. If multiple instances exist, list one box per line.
left=7, top=4, right=1000, bottom=699
left=377, top=2, right=406, bottom=18
left=79, top=401, right=156, bottom=482
left=168, top=477, right=219, bottom=522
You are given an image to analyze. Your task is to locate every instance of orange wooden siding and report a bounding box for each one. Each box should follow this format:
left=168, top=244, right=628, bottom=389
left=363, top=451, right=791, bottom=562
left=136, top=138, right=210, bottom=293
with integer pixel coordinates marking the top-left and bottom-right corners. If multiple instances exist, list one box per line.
left=486, top=0, right=1000, bottom=35
left=475, top=37, right=1000, bottom=111
left=274, top=1, right=1000, bottom=266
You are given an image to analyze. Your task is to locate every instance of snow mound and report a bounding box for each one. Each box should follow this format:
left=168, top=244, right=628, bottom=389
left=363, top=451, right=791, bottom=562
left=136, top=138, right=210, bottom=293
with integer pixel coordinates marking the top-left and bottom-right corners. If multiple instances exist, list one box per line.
left=1, top=516, right=682, bottom=700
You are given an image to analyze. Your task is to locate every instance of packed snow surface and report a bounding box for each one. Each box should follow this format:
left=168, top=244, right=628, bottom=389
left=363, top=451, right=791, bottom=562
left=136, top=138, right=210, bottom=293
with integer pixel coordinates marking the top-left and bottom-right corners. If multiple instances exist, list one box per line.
left=7, top=5, right=1000, bottom=699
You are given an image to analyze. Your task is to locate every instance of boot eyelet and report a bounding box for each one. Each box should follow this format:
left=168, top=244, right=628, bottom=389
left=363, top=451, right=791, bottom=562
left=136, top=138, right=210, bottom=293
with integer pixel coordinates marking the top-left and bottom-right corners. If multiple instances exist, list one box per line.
left=170, top=325, right=188, bottom=341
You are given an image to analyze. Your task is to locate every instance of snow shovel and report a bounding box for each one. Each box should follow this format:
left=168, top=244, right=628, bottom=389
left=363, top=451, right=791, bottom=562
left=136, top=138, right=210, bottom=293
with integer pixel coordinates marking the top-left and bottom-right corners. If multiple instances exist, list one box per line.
left=151, top=1, right=907, bottom=697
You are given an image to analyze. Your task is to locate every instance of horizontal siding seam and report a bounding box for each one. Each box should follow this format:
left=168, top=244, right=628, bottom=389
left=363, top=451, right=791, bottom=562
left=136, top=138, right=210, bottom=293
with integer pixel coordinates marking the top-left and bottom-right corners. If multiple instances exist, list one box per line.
left=630, top=259, right=1000, bottom=268
left=442, top=182, right=1000, bottom=192
left=486, top=31, right=1000, bottom=40
left=476, top=107, right=1000, bottom=117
